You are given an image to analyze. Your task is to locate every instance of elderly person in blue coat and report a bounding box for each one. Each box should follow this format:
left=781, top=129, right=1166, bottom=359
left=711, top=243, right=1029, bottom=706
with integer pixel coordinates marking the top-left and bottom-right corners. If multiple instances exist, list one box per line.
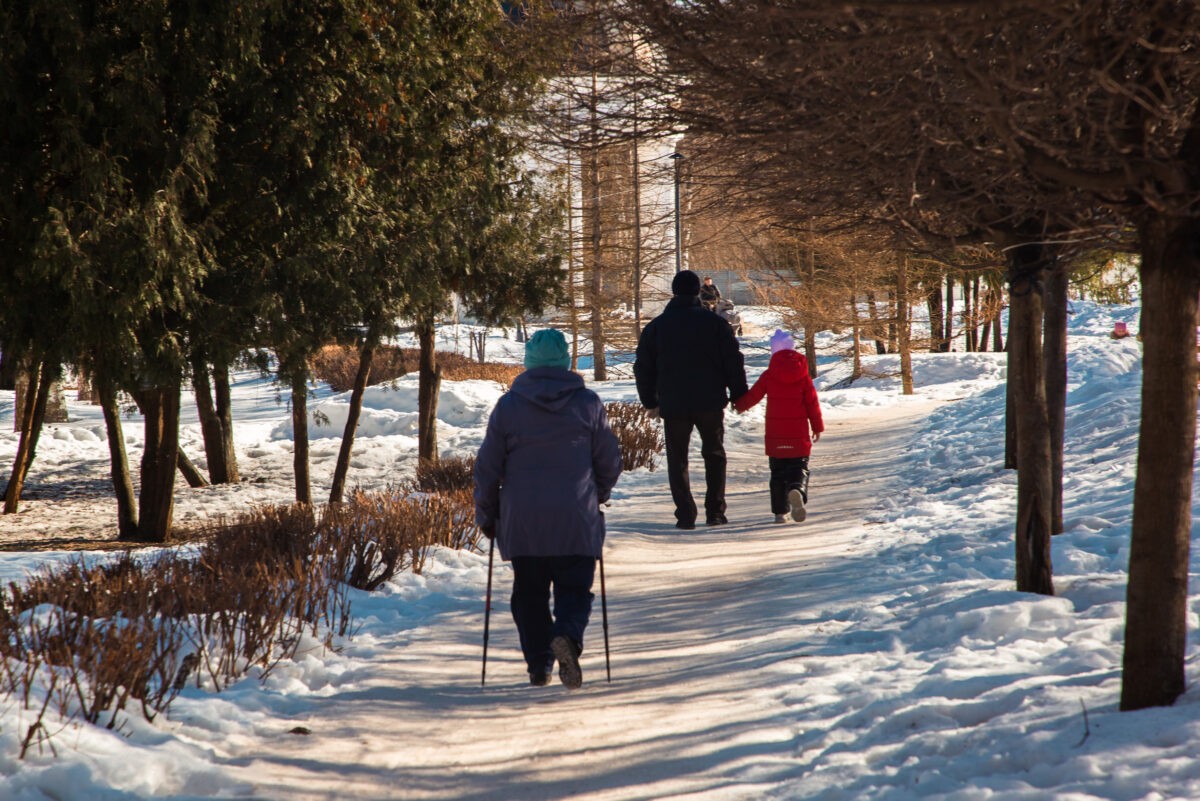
left=474, top=328, right=622, bottom=689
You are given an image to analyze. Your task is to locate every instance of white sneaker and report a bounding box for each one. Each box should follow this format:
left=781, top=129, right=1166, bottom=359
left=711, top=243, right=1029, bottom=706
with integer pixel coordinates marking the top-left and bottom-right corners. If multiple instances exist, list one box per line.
left=788, top=489, right=807, bottom=522
left=773, top=514, right=788, bottom=524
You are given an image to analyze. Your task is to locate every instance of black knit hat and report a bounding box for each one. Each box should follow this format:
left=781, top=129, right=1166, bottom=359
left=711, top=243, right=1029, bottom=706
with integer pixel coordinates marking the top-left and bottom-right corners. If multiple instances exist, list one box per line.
left=671, top=270, right=701, bottom=296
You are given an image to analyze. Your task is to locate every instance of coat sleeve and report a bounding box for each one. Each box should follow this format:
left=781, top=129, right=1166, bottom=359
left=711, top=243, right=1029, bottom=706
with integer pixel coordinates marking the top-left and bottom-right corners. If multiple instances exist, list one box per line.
left=717, top=320, right=749, bottom=403
left=803, top=374, right=825, bottom=435
left=591, top=400, right=622, bottom=504
left=473, top=401, right=507, bottom=530
left=734, top=369, right=769, bottom=412
left=633, top=321, right=659, bottom=409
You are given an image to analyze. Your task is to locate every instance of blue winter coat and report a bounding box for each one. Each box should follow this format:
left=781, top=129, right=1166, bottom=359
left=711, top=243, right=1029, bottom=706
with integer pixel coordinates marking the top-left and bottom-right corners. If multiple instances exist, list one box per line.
left=474, top=367, right=622, bottom=560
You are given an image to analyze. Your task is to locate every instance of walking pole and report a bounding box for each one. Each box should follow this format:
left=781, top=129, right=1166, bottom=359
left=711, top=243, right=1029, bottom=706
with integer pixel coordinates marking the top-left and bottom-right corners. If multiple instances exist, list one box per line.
left=482, top=536, right=495, bottom=687
left=599, top=554, right=611, bottom=683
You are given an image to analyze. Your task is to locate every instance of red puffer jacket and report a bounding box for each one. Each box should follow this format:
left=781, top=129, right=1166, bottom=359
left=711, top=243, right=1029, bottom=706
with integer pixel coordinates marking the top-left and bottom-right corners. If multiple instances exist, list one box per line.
left=733, top=349, right=824, bottom=457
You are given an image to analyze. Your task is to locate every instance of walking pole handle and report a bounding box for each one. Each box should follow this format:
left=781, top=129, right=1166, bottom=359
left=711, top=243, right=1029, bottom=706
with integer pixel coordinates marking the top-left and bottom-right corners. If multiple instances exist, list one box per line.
left=482, top=536, right=495, bottom=687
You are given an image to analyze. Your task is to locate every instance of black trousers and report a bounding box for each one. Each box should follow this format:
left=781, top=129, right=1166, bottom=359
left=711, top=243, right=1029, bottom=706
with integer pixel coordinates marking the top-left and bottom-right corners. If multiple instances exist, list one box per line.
left=768, top=456, right=810, bottom=515
left=510, top=555, right=596, bottom=675
left=663, top=409, right=726, bottom=525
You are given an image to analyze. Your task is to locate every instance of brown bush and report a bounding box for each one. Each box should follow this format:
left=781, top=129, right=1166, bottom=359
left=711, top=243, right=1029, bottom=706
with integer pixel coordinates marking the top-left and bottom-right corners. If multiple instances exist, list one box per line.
left=310, top=345, right=412, bottom=392
left=414, top=455, right=476, bottom=493
left=0, top=484, right=483, bottom=756
left=311, top=344, right=522, bottom=392
left=605, top=401, right=664, bottom=472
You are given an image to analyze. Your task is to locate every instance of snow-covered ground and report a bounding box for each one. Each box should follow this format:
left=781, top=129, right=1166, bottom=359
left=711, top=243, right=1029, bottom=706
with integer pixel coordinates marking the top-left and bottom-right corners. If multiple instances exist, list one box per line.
left=2, top=299, right=1197, bottom=800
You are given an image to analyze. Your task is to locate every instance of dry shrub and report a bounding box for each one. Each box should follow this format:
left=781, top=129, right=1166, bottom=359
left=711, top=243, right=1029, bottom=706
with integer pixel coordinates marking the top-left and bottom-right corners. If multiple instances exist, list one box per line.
left=310, top=344, right=412, bottom=392
left=605, top=401, right=664, bottom=471
left=328, top=488, right=481, bottom=589
left=311, top=343, right=521, bottom=391
left=0, top=486, right=482, bottom=756
left=414, top=455, right=476, bottom=493
left=440, top=355, right=522, bottom=386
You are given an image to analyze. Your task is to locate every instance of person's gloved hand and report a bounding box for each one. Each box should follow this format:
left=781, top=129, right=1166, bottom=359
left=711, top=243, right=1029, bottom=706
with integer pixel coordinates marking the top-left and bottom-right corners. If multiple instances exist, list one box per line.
left=481, top=523, right=496, bottom=540
left=645, top=407, right=660, bottom=420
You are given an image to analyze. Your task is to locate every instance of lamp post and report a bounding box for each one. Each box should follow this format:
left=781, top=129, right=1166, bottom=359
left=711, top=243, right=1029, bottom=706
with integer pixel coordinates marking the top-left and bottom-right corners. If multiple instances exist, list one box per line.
left=669, top=151, right=684, bottom=273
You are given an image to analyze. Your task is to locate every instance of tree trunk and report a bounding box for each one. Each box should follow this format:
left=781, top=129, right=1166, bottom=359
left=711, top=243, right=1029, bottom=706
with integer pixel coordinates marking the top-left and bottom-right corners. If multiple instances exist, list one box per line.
left=630, top=127, right=644, bottom=340
left=3, top=361, right=52, bottom=514
left=291, top=373, right=312, bottom=505
left=587, top=71, right=607, bottom=382
left=866, top=292, right=887, bottom=355
left=804, top=328, right=818, bottom=380
left=897, top=255, right=913, bottom=395
left=417, top=318, right=442, bottom=464
left=1007, top=242, right=1054, bottom=595
left=886, top=290, right=898, bottom=354
left=329, top=341, right=375, bottom=504
left=927, top=282, right=946, bottom=353
left=848, top=287, right=862, bottom=381
left=1004, top=360, right=1018, bottom=470
left=565, top=140, right=580, bottom=372
left=963, top=276, right=975, bottom=351
left=1043, top=259, right=1069, bottom=535
left=1120, top=215, right=1200, bottom=711
left=177, top=448, right=209, bottom=488
left=993, top=307, right=1005, bottom=352
left=945, top=274, right=955, bottom=350
left=97, top=375, right=138, bottom=538
left=192, top=355, right=239, bottom=484
left=212, top=363, right=239, bottom=482
left=132, top=382, right=181, bottom=543
left=0, top=349, right=15, bottom=391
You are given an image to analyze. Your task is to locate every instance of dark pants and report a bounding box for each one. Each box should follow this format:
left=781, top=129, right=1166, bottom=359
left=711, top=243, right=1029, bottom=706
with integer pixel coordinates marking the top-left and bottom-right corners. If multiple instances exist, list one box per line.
left=769, top=456, right=810, bottom=515
left=663, top=409, right=727, bottom=525
left=510, top=555, right=596, bottom=675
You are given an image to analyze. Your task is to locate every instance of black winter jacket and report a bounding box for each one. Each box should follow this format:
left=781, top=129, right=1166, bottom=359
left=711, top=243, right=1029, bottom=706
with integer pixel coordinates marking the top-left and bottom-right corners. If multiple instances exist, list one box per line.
left=634, top=295, right=748, bottom=416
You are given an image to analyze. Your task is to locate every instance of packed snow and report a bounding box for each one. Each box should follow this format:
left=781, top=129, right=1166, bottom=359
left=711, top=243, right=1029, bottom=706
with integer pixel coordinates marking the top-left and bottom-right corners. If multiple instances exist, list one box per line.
left=1, top=299, right=1198, bottom=800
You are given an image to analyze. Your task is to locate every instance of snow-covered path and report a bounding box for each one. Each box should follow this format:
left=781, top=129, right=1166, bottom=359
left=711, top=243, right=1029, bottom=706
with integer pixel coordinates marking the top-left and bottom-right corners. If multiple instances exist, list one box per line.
left=218, top=402, right=936, bottom=801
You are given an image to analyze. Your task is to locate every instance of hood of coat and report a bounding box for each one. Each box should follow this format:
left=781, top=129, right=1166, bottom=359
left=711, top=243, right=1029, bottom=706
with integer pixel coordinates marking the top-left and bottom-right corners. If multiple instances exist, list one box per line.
left=768, top=348, right=810, bottom=383
left=510, top=366, right=586, bottom=412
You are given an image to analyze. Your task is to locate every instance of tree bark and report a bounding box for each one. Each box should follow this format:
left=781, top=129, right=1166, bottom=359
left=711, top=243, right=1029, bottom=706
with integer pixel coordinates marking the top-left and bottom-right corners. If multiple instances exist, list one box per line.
left=177, top=448, right=209, bottom=488
left=1120, top=215, right=1200, bottom=711
left=945, top=274, right=955, bottom=350
left=417, top=318, right=442, bottom=464
left=927, top=281, right=946, bottom=353
left=3, top=361, right=52, bottom=514
left=97, top=376, right=138, bottom=538
left=291, top=373, right=312, bottom=505
left=1043, top=259, right=1069, bottom=535
left=804, top=328, right=818, bottom=379
left=866, top=291, right=887, bottom=355
left=1004, top=359, right=1018, bottom=470
left=192, top=355, right=239, bottom=484
left=1007, top=242, right=1054, bottom=595
left=848, top=286, right=862, bottom=381
left=212, top=363, right=239, bottom=482
left=897, top=255, right=913, bottom=395
left=132, top=381, right=181, bottom=543
left=329, top=340, right=375, bottom=504
left=587, top=70, right=607, bottom=381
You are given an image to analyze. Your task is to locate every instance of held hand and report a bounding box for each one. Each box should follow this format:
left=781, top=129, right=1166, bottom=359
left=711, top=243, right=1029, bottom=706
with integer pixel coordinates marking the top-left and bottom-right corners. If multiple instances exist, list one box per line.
left=481, top=523, right=496, bottom=540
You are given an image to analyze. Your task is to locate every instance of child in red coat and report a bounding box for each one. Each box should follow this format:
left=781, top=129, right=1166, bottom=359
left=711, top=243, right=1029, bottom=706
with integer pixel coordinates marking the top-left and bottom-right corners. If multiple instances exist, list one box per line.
left=733, top=330, right=824, bottom=522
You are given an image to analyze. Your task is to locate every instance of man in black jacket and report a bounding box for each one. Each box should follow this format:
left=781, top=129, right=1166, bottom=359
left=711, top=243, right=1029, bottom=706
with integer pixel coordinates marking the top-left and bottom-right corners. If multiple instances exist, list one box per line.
left=634, top=270, right=749, bottom=529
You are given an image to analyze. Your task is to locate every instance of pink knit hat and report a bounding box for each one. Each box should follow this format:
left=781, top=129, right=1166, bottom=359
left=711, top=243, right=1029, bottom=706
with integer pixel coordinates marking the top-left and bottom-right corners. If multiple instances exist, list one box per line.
left=770, top=329, right=795, bottom=354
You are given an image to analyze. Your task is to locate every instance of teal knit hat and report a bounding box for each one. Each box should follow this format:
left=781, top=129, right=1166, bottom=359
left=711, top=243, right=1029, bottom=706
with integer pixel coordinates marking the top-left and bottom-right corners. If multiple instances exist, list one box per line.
left=524, top=328, right=570, bottom=370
